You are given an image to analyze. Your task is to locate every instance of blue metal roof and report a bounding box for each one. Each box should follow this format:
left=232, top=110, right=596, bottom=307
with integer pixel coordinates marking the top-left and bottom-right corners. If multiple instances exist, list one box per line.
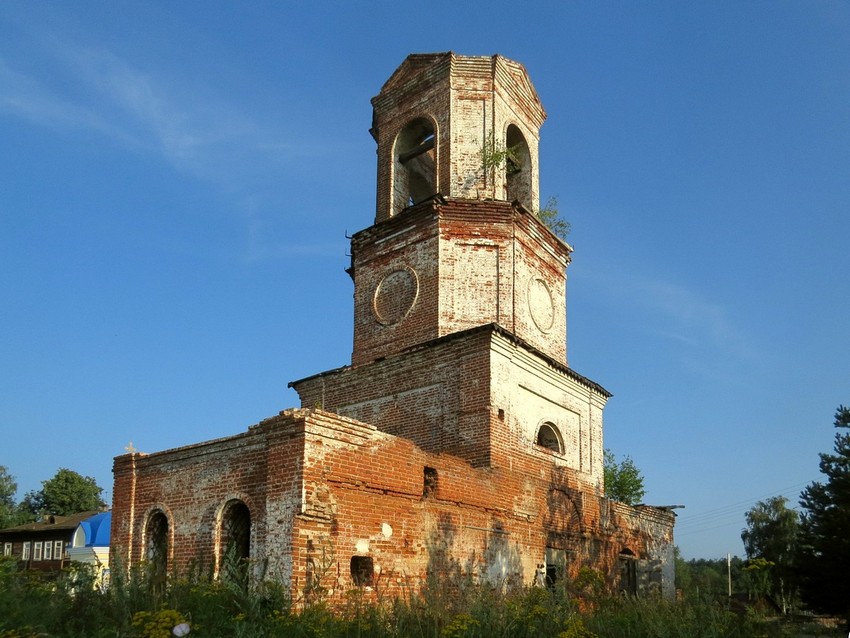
left=78, top=512, right=111, bottom=547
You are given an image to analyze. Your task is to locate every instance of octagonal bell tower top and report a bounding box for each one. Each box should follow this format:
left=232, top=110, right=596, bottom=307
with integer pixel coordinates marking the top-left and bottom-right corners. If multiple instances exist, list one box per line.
left=370, top=52, right=546, bottom=223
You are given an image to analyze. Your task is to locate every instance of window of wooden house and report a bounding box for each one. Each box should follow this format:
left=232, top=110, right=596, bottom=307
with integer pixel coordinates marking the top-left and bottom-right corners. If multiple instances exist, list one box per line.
left=33, top=541, right=42, bottom=561
left=54, top=541, right=64, bottom=560
left=3, top=543, right=10, bottom=556
left=43, top=541, right=52, bottom=560
left=22, top=542, right=30, bottom=561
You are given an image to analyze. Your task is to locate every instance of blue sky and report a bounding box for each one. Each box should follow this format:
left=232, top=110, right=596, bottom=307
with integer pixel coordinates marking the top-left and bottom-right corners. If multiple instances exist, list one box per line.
left=1, top=2, right=848, bottom=560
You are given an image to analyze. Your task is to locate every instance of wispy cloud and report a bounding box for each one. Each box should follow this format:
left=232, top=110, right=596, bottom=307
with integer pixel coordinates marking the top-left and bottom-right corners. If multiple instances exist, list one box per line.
left=0, top=56, right=141, bottom=147
left=586, top=266, right=754, bottom=370
left=642, top=279, right=742, bottom=348
left=0, top=25, right=316, bottom=190
left=0, top=24, right=336, bottom=262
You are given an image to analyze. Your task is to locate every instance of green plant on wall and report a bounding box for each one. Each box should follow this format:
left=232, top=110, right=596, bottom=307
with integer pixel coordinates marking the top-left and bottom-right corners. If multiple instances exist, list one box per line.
left=303, top=536, right=336, bottom=603
left=537, top=196, right=571, bottom=241
left=480, top=131, right=524, bottom=176
left=480, top=133, right=571, bottom=242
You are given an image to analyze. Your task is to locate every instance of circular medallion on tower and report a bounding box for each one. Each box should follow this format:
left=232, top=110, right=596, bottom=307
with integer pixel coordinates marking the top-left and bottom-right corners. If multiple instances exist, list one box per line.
left=528, top=277, right=554, bottom=333
left=372, top=267, right=419, bottom=325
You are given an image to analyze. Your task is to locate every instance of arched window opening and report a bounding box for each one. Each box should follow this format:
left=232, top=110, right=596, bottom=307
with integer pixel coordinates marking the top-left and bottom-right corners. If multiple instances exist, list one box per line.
left=505, top=124, right=532, bottom=209
left=145, top=511, right=169, bottom=589
left=393, top=118, right=436, bottom=215
left=221, top=500, right=251, bottom=588
left=536, top=422, right=563, bottom=454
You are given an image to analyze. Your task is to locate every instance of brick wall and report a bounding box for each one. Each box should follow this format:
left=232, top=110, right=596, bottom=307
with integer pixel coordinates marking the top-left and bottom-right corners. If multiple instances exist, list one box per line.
left=111, top=415, right=306, bottom=583
left=294, top=324, right=609, bottom=484
left=112, top=408, right=674, bottom=603
left=294, top=325, right=495, bottom=467
left=488, top=330, right=608, bottom=485
left=350, top=198, right=569, bottom=367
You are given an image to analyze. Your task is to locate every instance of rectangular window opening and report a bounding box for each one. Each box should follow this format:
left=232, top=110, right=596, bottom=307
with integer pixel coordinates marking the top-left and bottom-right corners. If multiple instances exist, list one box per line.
left=423, top=467, right=438, bottom=498
left=350, top=556, right=374, bottom=587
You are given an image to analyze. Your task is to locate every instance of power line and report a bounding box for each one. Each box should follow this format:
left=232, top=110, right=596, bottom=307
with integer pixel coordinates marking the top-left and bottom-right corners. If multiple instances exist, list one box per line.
left=674, top=481, right=811, bottom=533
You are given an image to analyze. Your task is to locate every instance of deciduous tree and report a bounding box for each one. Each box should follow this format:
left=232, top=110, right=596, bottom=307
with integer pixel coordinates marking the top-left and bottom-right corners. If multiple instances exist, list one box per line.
left=603, top=449, right=646, bottom=505
left=741, top=496, right=798, bottom=612
left=797, top=405, right=850, bottom=622
left=22, top=468, right=106, bottom=517
left=0, top=466, right=18, bottom=528
left=676, top=554, right=747, bottom=602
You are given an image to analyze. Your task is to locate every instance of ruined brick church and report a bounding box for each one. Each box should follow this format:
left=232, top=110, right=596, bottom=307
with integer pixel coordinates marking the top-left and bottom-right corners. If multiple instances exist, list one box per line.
left=111, top=53, right=675, bottom=601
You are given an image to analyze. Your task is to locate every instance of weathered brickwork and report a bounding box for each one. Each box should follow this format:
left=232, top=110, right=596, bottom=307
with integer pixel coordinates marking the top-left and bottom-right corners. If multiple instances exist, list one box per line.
left=372, top=53, right=544, bottom=222
left=111, top=52, right=675, bottom=605
left=112, top=424, right=305, bottom=584
left=113, top=408, right=674, bottom=601
left=294, top=325, right=604, bottom=480
left=351, top=198, right=568, bottom=367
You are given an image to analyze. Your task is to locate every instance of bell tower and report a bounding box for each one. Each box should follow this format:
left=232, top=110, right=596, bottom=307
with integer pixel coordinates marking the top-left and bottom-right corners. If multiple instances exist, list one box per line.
left=294, top=52, right=604, bottom=481
left=370, top=53, right=546, bottom=222
left=350, top=53, right=570, bottom=367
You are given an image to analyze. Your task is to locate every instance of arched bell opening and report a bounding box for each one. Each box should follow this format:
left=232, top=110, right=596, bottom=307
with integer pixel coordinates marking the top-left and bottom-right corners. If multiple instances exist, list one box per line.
left=393, top=117, right=437, bottom=215
left=505, top=124, right=532, bottom=209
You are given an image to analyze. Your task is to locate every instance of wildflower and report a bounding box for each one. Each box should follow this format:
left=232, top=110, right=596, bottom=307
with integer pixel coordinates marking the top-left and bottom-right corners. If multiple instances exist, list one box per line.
left=172, top=623, right=190, bottom=637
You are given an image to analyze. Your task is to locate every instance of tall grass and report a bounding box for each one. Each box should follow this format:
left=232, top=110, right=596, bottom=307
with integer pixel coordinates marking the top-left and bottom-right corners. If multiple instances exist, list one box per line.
left=0, top=556, right=837, bottom=637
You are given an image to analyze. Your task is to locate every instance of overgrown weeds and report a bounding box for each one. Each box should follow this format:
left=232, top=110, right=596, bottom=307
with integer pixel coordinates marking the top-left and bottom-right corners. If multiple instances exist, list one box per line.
left=0, top=556, right=838, bottom=637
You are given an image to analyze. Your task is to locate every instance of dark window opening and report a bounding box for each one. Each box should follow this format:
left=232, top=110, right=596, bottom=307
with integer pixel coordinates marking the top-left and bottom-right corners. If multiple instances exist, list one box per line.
left=145, top=511, right=169, bottom=589
left=505, top=124, right=532, bottom=209
left=350, top=556, right=374, bottom=587
left=221, top=500, right=251, bottom=587
left=536, top=423, right=563, bottom=454
left=222, top=501, right=251, bottom=559
left=618, top=549, right=638, bottom=595
left=544, top=547, right=566, bottom=591
left=423, top=467, right=438, bottom=498
left=545, top=564, right=560, bottom=589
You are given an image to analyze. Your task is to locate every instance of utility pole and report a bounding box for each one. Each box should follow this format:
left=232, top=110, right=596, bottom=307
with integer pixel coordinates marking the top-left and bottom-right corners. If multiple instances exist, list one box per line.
left=727, top=553, right=732, bottom=599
